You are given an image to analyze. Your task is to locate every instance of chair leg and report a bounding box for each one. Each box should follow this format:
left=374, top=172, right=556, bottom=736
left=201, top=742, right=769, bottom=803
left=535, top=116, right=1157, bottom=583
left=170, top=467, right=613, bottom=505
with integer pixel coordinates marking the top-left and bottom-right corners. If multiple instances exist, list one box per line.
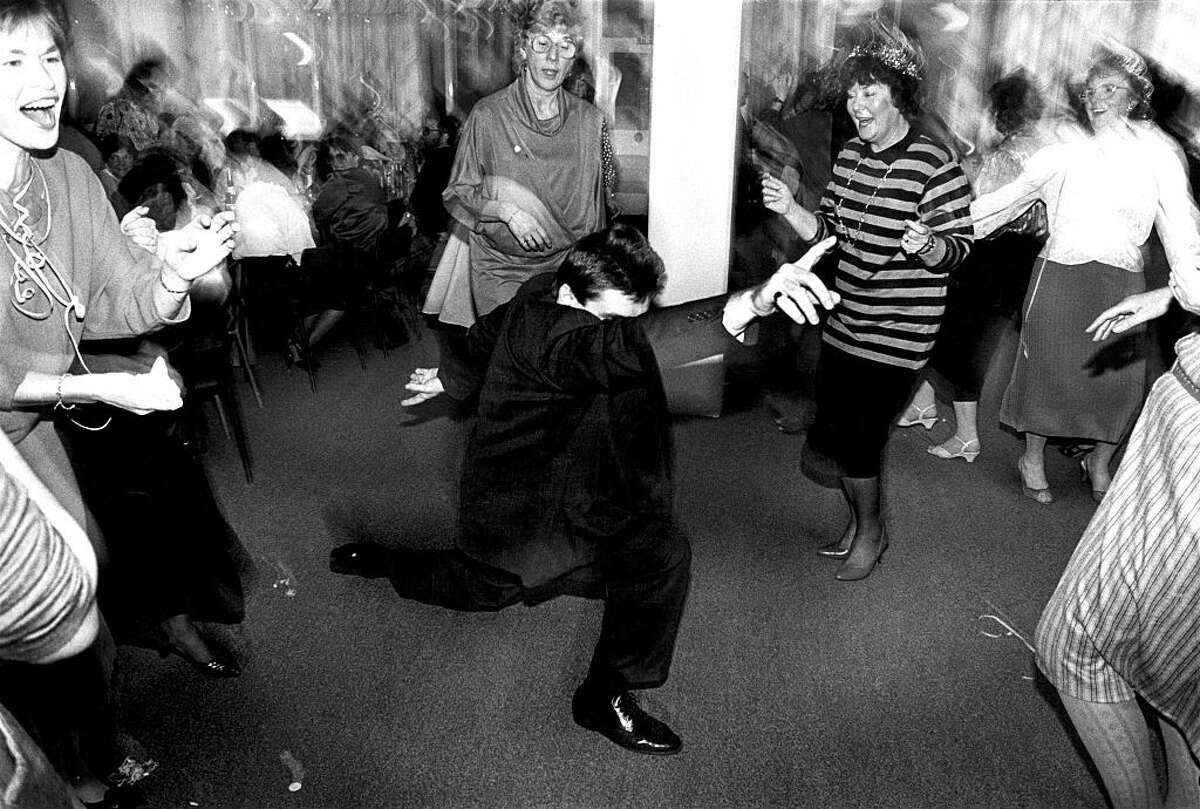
left=211, top=395, right=232, bottom=439
left=231, top=326, right=264, bottom=408
left=220, top=388, right=254, bottom=483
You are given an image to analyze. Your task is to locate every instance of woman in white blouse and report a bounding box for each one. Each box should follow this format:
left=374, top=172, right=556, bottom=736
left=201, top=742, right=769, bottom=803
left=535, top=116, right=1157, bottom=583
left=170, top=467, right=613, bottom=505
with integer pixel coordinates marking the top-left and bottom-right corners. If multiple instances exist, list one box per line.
left=971, top=48, right=1200, bottom=505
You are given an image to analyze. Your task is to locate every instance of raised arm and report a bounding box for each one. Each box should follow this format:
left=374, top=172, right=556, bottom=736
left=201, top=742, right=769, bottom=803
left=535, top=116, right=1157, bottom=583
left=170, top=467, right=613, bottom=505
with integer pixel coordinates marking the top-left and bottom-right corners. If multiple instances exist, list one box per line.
left=970, top=142, right=1059, bottom=240
left=761, top=171, right=822, bottom=241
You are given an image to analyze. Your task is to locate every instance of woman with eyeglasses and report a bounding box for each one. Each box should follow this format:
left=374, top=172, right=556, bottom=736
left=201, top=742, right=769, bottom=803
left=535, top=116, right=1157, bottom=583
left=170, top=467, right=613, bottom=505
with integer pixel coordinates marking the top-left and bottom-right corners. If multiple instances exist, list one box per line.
left=971, top=47, right=1200, bottom=506
left=430, top=0, right=610, bottom=323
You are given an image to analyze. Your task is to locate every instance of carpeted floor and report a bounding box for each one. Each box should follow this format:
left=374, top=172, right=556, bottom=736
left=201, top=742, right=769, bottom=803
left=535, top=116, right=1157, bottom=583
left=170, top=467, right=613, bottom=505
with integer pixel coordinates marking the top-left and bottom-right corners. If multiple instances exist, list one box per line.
left=114, top=316, right=1128, bottom=808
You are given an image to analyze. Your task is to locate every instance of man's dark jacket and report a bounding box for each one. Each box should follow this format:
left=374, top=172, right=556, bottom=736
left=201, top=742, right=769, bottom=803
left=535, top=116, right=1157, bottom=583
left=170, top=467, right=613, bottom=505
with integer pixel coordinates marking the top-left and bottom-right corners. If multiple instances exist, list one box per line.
left=440, top=274, right=745, bottom=587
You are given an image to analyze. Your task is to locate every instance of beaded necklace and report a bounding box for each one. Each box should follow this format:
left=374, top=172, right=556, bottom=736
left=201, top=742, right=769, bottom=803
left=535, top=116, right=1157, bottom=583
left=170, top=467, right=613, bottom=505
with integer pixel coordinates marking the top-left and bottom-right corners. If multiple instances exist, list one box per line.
left=832, top=151, right=896, bottom=248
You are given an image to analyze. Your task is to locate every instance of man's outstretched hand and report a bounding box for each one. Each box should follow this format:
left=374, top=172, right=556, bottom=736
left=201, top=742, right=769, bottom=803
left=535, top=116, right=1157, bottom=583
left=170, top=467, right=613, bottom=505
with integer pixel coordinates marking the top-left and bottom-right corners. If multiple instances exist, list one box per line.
left=753, top=235, right=840, bottom=324
left=401, top=367, right=444, bottom=406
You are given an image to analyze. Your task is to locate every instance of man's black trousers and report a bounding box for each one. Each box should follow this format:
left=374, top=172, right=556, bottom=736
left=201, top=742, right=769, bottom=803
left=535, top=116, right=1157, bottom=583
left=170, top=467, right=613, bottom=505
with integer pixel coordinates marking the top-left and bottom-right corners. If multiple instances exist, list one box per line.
left=387, top=519, right=691, bottom=691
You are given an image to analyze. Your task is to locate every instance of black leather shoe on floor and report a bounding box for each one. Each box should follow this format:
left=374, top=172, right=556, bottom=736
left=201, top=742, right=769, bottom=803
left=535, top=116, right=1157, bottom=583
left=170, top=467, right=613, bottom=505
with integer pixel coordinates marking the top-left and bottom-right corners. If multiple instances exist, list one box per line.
left=329, top=542, right=394, bottom=578
left=571, top=686, right=682, bottom=755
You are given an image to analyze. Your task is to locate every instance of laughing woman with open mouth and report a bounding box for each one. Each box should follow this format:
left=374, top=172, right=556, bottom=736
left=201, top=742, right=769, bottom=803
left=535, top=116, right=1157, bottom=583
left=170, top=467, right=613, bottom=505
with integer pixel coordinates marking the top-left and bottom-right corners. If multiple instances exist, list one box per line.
left=761, top=21, right=973, bottom=582
left=0, top=1, right=235, bottom=803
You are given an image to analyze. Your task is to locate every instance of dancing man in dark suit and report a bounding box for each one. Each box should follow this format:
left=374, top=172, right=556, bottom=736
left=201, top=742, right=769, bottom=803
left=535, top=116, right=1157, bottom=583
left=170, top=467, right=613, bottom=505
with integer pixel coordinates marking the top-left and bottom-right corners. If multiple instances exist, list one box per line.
left=331, top=224, right=837, bottom=755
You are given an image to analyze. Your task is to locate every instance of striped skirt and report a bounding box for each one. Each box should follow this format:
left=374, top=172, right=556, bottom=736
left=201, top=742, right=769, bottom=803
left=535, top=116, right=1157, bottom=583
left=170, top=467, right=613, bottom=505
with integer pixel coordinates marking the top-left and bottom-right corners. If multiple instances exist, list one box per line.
left=999, top=259, right=1147, bottom=442
left=1035, top=332, right=1200, bottom=755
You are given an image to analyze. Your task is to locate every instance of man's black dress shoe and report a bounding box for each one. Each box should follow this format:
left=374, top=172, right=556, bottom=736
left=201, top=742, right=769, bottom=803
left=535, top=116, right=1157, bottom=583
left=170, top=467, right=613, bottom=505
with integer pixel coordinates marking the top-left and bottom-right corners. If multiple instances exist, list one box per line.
left=571, top=685, right=682, bottom=755
left=329, top=542, right=394, bottom=578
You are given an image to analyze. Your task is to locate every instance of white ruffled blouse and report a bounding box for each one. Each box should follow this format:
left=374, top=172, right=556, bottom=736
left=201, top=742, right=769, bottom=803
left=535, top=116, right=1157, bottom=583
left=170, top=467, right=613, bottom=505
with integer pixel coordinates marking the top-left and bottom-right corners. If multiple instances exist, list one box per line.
left=971, top=121, right=1200, bottom=274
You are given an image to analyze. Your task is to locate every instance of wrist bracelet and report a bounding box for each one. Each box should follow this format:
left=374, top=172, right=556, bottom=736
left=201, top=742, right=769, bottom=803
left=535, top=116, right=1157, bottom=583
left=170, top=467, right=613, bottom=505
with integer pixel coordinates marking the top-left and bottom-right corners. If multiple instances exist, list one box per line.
left=159, top=275, right=189, bottom=295
left=916, top=233, right=937, bottom=256
left=55, top=373, right=75, bottom=411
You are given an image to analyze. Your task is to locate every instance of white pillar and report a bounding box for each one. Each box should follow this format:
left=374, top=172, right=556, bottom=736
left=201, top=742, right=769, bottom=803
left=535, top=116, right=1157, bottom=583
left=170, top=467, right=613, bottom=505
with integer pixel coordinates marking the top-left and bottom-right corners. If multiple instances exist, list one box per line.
left=646, top=0, right=744, bottom=415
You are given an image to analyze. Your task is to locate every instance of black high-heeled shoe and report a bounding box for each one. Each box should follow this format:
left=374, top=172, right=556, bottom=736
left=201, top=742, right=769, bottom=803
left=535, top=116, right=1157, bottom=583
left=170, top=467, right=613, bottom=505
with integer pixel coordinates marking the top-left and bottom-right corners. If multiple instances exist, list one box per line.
left=834, top=532, right=889, bottom=581
left=285, top=337, right=316, bottom=371
left=159, top=639, right=241, bottom=678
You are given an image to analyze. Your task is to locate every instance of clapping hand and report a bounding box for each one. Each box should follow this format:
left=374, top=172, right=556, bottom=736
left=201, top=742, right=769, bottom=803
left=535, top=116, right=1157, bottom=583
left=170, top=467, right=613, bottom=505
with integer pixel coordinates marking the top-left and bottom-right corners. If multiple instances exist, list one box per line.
left=761, top=173, right=796, bottom=216
left=120, top=206, right=159, bottom=254
left=401, top=367, right=445, bottom=406
left=105, top=356, right=183, bottom=414
left=159, top=211, right=238, bottom=282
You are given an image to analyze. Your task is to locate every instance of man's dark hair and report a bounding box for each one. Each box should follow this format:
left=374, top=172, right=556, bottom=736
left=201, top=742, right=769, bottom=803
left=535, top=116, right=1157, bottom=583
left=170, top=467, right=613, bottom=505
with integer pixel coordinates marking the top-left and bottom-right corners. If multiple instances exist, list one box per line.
left=555, top=224, right=665, bottom=304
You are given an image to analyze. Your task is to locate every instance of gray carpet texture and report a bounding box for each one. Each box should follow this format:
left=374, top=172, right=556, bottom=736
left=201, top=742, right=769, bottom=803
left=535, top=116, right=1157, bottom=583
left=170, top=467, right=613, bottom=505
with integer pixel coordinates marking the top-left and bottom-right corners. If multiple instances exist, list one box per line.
left=115, top=320, right=1123, bottom=808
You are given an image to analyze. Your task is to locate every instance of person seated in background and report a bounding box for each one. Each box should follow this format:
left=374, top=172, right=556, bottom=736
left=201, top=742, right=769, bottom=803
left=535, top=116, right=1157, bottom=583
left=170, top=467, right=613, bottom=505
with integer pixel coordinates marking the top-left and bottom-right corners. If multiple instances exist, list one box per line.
left=96, top=133, right=136, bottom=204
left=331, top=225, right=839, bottom=756
left=311, top=133, right=409, bottom=262
left=93, top=56, right=171, bottom=154
left=408, top=112, right=459, bottom=243
left=115, top=149, right=194, bottom=231
left=218, top=128, right=315, bottom=266
left=218, top=129, right=317, bottom=360
left=298, top=134, right=413, bottom=360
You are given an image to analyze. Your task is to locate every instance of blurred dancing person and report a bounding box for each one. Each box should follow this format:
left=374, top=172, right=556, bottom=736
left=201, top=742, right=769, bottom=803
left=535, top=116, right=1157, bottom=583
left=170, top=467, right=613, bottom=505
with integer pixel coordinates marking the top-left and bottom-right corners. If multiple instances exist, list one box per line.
left=1034, top=243, right=1200, bottom=809
left=762, top=20, right=972, bottom=580
left=903, top=70, right=1048, bottom=463
left=332, top=225, right=839, bottom=755
left=971, top=46, right=1200, bottom=504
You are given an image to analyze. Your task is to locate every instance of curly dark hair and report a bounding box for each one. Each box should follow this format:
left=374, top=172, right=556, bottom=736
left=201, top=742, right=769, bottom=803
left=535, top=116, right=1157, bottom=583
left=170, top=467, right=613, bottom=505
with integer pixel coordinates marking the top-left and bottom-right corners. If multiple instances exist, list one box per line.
left=839, top=55, right=921, bottom=117
left=987, top=70, right=1044, bottom=137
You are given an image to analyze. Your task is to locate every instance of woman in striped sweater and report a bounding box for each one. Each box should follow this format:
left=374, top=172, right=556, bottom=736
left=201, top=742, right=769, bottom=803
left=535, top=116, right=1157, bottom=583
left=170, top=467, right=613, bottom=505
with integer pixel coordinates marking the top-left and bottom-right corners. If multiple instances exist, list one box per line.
left=762, top=33, right=973, bottom=581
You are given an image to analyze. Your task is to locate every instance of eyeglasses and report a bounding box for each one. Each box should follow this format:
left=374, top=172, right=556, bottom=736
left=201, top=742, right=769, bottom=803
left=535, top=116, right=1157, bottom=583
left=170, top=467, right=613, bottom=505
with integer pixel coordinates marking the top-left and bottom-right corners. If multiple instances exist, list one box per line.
left=528, top=33, right=577, bottom=59
left=1081, top=83, right=1131, bottom=102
